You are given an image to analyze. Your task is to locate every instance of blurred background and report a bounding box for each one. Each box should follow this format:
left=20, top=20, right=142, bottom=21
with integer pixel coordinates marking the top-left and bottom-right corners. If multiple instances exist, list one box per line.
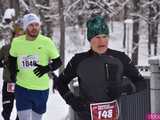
left=0, top=0, right=160, bottom=120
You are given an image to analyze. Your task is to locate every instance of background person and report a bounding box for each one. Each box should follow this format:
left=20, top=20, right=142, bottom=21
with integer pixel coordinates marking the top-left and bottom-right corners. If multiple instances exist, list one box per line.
left=0, top=19, right=23, bottom=120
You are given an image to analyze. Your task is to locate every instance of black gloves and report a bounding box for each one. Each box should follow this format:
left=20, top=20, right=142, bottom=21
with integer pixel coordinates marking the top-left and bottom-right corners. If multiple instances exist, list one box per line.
left=108, top=84, right=123, bottom=100
left=33, top=57, right=62, bottom=78
left=0, top=60, right=4, bottom=67
left=33, top=64, right=51, bottom=77
left=122, top=83, right=135, bottom=95
left=51, top=72, right=58, bottom=92
left=63, top=92, right=88, bottom=112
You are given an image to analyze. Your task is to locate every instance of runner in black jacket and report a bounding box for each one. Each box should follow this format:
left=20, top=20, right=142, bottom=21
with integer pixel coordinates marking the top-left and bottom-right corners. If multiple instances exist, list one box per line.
left=57, top=16, right=146, bottom=120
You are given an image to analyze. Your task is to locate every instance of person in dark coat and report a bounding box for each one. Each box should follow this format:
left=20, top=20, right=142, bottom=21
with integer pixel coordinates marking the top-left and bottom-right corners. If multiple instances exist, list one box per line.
left=57, top=16, right=146, bottom=120
left=0, top=19, right=24, bottom=120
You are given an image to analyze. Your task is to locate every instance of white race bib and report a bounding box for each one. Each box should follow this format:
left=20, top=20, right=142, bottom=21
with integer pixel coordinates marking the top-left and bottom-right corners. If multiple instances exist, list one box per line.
left=19, top=55, right=39, bottom=69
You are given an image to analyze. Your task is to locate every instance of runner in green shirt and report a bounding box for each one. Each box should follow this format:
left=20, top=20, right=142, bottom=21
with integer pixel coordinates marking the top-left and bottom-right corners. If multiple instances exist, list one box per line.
left=8, top=13, right=62, bottom=120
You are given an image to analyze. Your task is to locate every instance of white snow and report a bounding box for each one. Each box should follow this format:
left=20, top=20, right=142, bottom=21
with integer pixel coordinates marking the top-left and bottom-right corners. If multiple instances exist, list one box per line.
left=2, top=9, right=15, bottom=23
left=124, top=19, right=133, bottom=24
left=0, top=68, right=70, bottom=120
left=0, top=21, right=156, bottom=120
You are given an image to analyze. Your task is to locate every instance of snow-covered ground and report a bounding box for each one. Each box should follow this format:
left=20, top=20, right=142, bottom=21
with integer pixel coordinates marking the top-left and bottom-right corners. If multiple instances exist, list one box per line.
left=0, top=68, right=70, bottom=120
left=0, top=21, right=158, bottom=120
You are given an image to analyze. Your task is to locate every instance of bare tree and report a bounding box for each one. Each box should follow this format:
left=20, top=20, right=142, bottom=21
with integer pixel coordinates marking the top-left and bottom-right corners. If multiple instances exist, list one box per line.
left=123, top=3, right=128, bottom=48
left=129, top=0, right=160, bottom=58
left=148, top=0, right=159, bottom=56
left=64, top=0, right=131, bottom=26
left=131, top=0, right=140, bottom=65
left=58, top=0, right=65, bottom=72
left=10, top=0, right=20, bottom=18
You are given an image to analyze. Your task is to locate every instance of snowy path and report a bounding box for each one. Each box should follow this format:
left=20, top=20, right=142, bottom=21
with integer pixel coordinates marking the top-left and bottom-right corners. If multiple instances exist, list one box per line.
left=0, top=69, right=69, bottom=120
left=0, top=22, right=154, bottom=120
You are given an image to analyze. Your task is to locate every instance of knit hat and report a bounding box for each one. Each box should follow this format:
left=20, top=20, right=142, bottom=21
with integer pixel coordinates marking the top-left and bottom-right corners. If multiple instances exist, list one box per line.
left=23, top=13, right=41, bottom=31
left=87, top=16, right=109, bottom=41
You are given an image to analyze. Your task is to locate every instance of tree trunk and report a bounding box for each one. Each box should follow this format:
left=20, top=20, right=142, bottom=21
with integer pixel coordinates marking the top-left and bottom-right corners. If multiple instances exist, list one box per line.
left=123, top=4, right=128, bottom=48
left=58, top=0, right=65, bottom=73
left=45, top=0, right=54, bottom=38
left=46, top=0, right=53, bottom=38
left=148, top=0, right=159, bottom=56
left=29, top=0, right=39, bottom=14
left=131, top=0, right=140, bottom=65
left=10, top=0, right=20, bottom=18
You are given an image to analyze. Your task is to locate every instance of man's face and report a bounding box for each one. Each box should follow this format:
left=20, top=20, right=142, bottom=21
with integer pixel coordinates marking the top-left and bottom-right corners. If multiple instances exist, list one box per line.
left=26, top=22, right=40, bottom=38
left=90, top=34, right=109, bottom=54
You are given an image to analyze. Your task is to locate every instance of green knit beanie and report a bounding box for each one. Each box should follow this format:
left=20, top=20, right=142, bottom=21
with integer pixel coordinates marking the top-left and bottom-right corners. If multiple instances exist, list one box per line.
left=87, top=16, right=109, bottom=41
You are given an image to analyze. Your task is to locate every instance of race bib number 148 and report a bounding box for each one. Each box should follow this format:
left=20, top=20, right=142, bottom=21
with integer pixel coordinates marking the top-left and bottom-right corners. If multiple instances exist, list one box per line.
left=90, top=100, right=119, bottom=120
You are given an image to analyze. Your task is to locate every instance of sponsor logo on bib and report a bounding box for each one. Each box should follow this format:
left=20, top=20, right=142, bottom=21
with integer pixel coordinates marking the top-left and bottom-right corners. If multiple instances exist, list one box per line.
left=19, top=55, right=39, bottom=69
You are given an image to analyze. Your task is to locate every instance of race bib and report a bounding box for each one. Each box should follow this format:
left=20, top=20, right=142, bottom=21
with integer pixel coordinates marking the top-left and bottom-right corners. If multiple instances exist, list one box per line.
left=19, top=55, right=39, bottom=69
left=90, top=100, right=119, bottom=120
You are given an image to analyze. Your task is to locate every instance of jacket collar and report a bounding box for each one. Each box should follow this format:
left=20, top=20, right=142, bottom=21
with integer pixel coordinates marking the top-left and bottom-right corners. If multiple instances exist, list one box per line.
left=88, top=48, right=111, bottom=56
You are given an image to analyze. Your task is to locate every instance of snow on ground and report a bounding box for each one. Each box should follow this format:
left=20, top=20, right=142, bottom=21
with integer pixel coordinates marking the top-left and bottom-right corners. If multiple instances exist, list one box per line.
left=0, top=21, right=156, bottom=120
left=0, top=68, right=69, bottom=120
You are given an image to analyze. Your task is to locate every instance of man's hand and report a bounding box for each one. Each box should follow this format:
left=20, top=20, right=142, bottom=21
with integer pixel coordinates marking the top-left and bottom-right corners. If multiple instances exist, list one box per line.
left=52, top=72, right=58, bottom=93
left=33, top=64, right=50, bottom=77
left=108, top=84, right=123, bottom=100
left=7, top=82, right=15, bottom=93
left=0, top=60, right=4, bottom=67
left=63, top=92, right=89, bottom=112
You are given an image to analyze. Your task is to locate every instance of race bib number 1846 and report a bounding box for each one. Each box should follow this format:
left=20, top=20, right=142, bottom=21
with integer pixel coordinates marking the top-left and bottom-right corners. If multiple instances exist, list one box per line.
left=90, top=100, right=119, bottom=120
left=19, top=55, right=39, bottom=69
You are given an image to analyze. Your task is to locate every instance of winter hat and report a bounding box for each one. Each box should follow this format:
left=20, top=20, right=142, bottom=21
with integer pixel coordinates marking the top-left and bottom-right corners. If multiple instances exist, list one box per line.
left=23, top=13, right=41, bottom=31
left=87, top=16, right=109, bottom=41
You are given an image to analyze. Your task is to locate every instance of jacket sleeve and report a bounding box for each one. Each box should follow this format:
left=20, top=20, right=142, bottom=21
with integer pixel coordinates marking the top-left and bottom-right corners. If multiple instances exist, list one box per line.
left=122, top=52, right=147, bottom=92
left=57, top=55, right=77, bottom=97
left=0, top=60, right=3, bottom=67
left=49, top=57, right=62, bottom=71
left=0, top=47, right=4, bottom=67
left=8, top=54, right=17, bottom=83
